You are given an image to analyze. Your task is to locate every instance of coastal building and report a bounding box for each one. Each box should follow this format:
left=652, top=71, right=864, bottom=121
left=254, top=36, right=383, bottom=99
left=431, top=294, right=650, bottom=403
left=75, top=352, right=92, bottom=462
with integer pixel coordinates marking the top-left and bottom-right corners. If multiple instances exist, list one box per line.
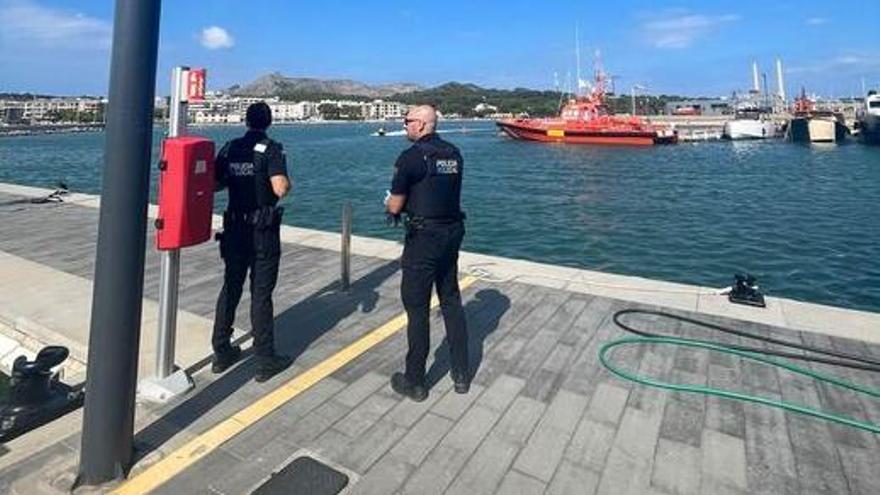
left=188, top=94, right=256, bottom=124
left=0, top=107, right=24, bottom=124
left=317, top=99, right=369, bottom=120
left=191, top=110, right=243, bottom=124
left=365, top=100, right=408, bottom=120
left=268, top=101, right=319, bottom=122
left=0, top=97, right=105, bottom=123
left=664, top=99, right=732, bottom=116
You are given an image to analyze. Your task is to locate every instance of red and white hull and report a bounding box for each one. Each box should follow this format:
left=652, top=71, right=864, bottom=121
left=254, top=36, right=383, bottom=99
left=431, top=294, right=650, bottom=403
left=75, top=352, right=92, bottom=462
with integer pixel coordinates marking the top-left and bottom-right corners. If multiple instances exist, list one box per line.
left=496, top=119, right=678, bottom=146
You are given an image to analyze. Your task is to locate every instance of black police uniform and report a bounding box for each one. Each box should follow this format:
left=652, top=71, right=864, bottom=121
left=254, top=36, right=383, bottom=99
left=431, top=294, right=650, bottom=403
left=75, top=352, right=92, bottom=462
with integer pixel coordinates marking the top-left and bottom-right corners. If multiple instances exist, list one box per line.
left=391, top=132, right=468, bottom=386
left=212, top=130, right=287, bottom=362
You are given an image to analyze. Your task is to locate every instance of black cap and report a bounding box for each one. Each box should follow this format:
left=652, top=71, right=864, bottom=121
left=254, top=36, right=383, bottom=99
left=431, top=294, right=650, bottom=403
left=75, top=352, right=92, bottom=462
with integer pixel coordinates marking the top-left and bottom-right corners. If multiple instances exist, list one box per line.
left=246, top=102, right=272, bottom=130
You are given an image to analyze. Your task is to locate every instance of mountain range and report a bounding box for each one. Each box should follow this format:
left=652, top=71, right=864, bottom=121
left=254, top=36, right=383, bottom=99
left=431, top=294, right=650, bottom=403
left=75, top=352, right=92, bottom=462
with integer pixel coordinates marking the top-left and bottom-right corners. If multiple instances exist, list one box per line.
left=224, top=73, right=686, bottom=117
left=228, top=73, right=424, bottom=98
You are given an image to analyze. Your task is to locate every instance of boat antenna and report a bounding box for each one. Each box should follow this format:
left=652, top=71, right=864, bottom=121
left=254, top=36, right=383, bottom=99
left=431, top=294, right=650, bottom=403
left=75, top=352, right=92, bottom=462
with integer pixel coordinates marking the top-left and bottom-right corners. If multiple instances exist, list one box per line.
left=565, top=70, right=572, bottom=99
left=555, top=71, right=565, bottom=110
left=762, top=72, right=769, bottom=110
left=575, top=24, right=582, bottom=96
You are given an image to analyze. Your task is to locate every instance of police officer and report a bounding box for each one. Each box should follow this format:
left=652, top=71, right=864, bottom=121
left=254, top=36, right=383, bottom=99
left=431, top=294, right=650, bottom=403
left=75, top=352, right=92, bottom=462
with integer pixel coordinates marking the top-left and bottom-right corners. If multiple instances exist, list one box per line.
left=212, top=102, right=293, bottom=382
left=386, top=105, right=469, bottom=402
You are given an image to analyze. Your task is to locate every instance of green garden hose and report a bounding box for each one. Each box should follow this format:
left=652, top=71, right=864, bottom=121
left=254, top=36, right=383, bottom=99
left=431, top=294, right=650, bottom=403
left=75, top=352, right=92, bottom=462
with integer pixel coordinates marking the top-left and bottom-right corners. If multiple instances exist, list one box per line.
left=600, top=309, right=880, bottom=434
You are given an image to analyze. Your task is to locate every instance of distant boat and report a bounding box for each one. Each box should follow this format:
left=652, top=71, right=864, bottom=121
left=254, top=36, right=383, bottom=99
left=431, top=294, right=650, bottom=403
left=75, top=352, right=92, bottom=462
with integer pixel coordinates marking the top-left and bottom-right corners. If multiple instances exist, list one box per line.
left=786, top=88, right=848, bottom=143
left=857, top=91, right=880, bottom=145
left=372, top=127, right=407, bottom=137
left=496, top=68, right=677, bottom=146
left=723, top=110, right=782, bottom=140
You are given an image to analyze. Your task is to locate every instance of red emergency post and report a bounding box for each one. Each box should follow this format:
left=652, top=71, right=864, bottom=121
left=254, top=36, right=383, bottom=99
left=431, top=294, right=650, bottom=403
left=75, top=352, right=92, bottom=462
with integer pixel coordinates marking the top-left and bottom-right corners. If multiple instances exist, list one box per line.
left=156, top=136, right=216, bottom=250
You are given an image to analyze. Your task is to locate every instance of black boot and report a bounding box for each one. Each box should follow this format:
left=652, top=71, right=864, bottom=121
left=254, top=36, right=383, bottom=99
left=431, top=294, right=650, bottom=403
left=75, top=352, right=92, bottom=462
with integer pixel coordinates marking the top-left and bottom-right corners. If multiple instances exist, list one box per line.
left=451, top=371, right=470, bottom=394
left=212, top=345, right=242, bottom=374
left=391, top=372, right=428, bottom=402
left=255, top=354, right=293, bottom=383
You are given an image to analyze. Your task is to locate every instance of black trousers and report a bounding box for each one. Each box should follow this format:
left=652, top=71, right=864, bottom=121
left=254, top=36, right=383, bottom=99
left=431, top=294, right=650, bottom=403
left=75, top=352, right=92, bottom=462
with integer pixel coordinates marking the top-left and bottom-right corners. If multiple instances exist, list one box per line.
left=212, top=218, right=281, bottom=359
left=401, top=220, right=468, bottom=385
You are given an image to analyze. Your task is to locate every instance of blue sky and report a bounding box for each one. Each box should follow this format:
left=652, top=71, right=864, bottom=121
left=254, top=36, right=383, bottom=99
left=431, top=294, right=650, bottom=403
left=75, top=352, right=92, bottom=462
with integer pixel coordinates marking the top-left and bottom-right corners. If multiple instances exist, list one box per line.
left=1, top=0, right=877, bottom=98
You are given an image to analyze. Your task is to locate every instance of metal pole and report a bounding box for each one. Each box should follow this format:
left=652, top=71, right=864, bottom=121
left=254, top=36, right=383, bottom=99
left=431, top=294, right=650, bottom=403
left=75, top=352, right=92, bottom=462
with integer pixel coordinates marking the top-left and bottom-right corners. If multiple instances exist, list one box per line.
left=156, top=250, right=180, bottom=377
left=77, top=0, right=162, bottom=486
left=631, top=87, right=636, bottom=115
left=155, top=66, right=187, bottom=379
left=341, top=203, right=352, bottom=291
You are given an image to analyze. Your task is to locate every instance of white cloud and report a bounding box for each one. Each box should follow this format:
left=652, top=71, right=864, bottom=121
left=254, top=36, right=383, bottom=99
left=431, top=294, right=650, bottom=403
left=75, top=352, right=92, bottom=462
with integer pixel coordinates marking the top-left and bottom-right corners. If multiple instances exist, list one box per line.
left=805, top=17, right=828, bottom=26
left=639, top=12, right=740, bottom=49
left=200, top=26, right=235, bottom=50
left=0, top=0, right=111, bottom=49
left=787, top=54, right=876, bottom=74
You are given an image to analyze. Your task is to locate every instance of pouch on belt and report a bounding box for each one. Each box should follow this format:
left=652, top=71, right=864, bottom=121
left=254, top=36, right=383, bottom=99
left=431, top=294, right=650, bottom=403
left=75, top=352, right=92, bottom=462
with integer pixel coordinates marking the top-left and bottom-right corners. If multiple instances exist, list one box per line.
left=254, top=206, right=283, bottom=258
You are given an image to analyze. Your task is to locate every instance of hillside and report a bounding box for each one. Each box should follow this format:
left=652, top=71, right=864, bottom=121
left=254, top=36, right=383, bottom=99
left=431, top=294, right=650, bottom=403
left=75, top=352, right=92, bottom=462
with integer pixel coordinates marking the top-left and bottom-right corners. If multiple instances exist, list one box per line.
left=391, top=83, right=564, bottom=117
left=225, top=74, right=693, bottom=117
left=228, top=73, right=423, bottom=100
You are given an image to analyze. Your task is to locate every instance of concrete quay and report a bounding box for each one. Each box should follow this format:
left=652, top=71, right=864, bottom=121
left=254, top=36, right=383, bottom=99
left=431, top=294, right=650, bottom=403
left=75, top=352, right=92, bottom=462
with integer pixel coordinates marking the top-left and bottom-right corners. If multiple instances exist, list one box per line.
left=1, top=182, right=879, bottom=494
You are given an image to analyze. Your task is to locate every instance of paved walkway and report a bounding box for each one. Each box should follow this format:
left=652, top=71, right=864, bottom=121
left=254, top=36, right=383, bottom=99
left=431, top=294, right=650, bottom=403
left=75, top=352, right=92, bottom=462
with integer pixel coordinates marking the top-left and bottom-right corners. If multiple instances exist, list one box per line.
left=1, top=187, right=879, bottom=494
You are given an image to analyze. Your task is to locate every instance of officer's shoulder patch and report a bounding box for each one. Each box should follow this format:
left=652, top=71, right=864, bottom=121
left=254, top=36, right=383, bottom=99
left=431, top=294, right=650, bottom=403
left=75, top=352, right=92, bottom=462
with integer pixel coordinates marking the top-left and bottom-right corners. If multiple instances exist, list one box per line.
left=254, top=143, right=267, bottom=153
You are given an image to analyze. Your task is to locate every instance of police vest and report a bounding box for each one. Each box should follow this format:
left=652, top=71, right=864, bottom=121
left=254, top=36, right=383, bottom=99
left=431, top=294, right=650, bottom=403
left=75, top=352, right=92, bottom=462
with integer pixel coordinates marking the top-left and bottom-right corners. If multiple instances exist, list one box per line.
left=251, top=138, right=279, bottom=210
left=223, top=136, right=279, bottom=213
left=404, top=139, right=463, bottom=220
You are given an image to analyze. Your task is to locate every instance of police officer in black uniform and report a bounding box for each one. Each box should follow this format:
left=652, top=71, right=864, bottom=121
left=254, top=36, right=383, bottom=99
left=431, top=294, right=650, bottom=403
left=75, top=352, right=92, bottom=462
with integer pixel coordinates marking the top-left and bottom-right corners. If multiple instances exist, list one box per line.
left=211, top=102, right=293, bottom=382
left=386, top=105, right=469, bottom=402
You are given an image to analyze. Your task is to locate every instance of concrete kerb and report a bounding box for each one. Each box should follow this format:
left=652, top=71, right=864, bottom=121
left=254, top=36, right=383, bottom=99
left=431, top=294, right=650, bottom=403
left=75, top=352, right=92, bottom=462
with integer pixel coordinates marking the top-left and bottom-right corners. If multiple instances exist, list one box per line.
left=1, top=182, right=879, bottom=346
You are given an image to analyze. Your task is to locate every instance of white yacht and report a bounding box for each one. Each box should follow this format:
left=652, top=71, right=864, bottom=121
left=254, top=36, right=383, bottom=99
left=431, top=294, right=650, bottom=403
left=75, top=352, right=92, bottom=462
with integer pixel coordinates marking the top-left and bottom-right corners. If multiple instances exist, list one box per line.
left=722, top=60, right=785, bottom=140
left=857, top=91, right=880, bottom=145
left=723, top=111, right=782, bottom=140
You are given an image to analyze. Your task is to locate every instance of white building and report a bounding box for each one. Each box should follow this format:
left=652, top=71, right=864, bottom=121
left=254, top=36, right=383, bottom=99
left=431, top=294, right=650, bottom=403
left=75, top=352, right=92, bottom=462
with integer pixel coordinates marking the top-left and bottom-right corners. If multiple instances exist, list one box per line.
left=0, top=97, right=105, bottom=122
left=366, top=100, right=408, bottom=120
left=187, top=95, right=322, bottom=124
left=191, top=110, right=242, bottom=124
left=269, top=101, right=319, bottom=122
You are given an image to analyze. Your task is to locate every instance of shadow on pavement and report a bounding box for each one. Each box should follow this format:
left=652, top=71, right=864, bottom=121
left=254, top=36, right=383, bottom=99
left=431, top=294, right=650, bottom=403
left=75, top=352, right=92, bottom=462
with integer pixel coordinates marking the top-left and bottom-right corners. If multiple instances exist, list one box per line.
left=425, top=288, right=511, bottom=388
left=130, top=259, right=400, bottom=467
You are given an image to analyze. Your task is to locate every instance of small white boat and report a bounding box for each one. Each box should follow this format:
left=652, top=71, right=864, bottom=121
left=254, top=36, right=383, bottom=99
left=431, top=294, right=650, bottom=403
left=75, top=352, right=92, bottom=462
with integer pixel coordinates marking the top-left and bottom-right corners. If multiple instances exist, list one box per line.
left=721, top=109, right=782, bottom=141
left=857, top=91, right=880, bottom=145
left=371, top=129, right=406, bottom=137
left=723, top=118, right=781, bottom=140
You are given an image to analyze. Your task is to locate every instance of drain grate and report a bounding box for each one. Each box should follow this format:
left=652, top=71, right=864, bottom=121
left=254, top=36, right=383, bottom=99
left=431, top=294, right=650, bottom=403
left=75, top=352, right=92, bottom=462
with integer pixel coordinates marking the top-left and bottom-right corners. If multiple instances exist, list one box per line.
left=252, top=456, right=349, bottom=495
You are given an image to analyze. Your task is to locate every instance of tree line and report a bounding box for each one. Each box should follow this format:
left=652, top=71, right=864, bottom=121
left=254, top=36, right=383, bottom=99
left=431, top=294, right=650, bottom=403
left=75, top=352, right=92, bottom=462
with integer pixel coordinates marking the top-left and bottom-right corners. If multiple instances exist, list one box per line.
left=389, top=84, right=691, bottom=117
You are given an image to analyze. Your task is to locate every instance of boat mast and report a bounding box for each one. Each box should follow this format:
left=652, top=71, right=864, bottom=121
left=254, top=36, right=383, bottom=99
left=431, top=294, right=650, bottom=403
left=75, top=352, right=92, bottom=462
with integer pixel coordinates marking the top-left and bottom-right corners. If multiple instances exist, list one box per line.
left=575, top=24, right=582, bottom=96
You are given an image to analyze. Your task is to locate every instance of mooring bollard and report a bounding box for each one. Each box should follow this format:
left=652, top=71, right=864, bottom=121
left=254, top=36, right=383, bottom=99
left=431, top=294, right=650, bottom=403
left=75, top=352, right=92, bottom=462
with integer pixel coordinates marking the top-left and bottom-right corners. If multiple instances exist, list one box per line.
left=341, top=202, right=352, bottom=291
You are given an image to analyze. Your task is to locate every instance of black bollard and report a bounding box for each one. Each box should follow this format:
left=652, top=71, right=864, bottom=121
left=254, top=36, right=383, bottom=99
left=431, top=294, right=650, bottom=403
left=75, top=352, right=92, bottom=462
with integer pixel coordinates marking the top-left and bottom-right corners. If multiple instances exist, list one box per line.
left=0, top=346, right=84, bottom=443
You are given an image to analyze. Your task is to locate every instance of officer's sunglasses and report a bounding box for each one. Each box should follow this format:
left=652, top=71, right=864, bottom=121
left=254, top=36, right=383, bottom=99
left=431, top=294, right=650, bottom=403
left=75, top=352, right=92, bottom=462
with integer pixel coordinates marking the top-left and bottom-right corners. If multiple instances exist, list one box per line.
left=402, top=117, right=420, bottom=126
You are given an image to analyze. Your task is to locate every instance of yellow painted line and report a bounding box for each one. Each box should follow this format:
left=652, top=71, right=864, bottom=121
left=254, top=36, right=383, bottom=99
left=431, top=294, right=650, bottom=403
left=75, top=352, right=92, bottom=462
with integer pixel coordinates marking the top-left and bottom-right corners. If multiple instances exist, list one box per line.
left=112, top=275, right=478, bottom=495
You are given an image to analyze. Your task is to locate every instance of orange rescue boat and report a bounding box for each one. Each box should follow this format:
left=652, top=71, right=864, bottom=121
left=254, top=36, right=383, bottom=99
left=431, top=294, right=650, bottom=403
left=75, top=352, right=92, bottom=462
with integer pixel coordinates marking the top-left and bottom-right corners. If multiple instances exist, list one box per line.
left=496, top=69, right=677, bottom=146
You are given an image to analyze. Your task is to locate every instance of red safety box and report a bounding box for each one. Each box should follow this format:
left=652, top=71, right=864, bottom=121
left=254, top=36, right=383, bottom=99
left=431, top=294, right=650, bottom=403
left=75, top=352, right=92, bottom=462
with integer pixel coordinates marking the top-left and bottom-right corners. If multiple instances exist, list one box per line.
left=156, top=136, right=216, bottom=250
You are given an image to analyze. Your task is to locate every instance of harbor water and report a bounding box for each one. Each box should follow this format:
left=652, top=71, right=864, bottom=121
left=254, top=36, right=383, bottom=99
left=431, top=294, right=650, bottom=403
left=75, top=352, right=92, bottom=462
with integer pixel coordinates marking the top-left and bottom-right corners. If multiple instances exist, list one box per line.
left=0, top=122, right=878, bottom=313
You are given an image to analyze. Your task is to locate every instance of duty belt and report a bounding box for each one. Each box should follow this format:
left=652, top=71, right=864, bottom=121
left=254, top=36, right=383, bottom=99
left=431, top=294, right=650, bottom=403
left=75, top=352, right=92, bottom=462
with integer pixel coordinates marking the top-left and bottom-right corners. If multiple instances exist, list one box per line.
left=405, top=212, right=466, bottom=229
left=225, top=206, right=283, bottom=228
